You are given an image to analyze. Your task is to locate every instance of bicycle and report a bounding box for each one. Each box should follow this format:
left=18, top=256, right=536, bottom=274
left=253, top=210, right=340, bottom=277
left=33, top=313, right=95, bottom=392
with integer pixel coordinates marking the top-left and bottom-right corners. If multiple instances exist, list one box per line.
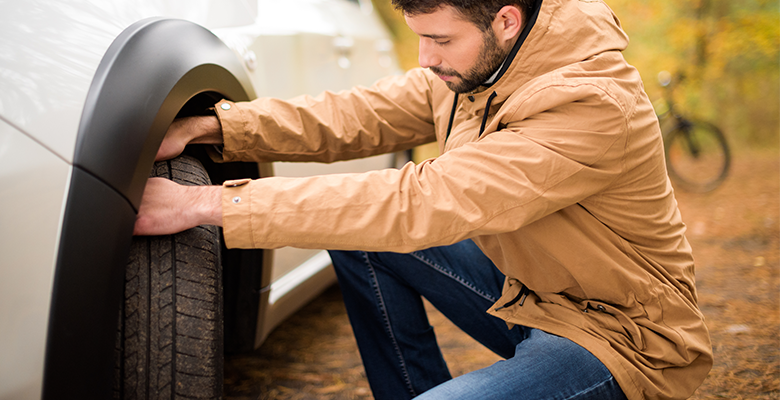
left=654, top=71, right=731, bottom=193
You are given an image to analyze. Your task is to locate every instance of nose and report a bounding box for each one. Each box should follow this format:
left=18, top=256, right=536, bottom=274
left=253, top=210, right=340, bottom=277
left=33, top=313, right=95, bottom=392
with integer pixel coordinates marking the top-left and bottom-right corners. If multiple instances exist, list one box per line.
left=417, top=38, right=441, bottom=69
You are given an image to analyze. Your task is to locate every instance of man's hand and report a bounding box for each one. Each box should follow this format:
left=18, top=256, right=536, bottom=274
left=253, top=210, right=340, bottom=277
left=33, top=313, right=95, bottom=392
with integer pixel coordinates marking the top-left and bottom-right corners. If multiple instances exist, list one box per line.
left=133, top=177, right=223, bottom=236
left=157, top=115, right=224, bottom=161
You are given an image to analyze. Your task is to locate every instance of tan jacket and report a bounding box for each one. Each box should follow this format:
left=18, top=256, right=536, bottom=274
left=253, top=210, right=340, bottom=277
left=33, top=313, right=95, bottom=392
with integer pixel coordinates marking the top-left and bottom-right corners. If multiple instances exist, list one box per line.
left=213, top=0, right=713, bottom=398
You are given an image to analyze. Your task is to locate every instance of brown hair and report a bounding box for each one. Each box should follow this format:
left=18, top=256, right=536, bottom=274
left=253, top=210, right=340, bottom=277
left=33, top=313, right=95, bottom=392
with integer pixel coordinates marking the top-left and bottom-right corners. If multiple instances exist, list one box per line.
left=391, top=0, right=537, bottom=32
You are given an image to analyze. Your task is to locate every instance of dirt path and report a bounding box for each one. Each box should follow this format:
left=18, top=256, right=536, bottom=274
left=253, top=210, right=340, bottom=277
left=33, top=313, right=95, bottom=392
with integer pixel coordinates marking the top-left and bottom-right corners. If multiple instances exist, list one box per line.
left=677, top=149, right=779, bottom=399
left=224, top=149, right=780, bottom=400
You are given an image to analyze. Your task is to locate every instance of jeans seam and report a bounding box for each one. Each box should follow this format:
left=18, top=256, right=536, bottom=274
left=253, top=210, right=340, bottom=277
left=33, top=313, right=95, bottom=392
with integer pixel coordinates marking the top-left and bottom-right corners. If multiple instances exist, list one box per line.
left=409, top=252, right=499, bottom=303
left=560, top=375, right=615, bottom=400
left=362, top=251, right=418, bottom=397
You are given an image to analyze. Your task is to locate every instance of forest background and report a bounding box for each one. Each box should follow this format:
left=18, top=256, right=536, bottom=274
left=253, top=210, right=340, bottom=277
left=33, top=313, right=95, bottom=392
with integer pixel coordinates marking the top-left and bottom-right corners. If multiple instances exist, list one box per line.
left=371, top=0, right=780, bottom=155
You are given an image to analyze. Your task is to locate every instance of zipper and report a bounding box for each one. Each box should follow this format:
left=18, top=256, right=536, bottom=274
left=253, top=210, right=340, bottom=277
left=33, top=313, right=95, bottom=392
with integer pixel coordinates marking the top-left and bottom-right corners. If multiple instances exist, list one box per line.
left=494, top=284, right=530, bottom=311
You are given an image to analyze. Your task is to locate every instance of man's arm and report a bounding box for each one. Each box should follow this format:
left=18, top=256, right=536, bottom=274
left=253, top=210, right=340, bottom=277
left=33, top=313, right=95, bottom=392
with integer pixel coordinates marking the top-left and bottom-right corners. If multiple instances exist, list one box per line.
left=210, top=71, right=438, bottom=165
left=136, top=67, right=437, bottom=237
left=156, top=114, right=223, bottom=161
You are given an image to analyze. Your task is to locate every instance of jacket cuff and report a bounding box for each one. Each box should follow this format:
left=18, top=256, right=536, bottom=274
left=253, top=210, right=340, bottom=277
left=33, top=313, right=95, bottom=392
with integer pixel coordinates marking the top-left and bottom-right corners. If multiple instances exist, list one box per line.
left=221, top=178, right=256, bottom=248
left=214, top=99, right=246, bottom=163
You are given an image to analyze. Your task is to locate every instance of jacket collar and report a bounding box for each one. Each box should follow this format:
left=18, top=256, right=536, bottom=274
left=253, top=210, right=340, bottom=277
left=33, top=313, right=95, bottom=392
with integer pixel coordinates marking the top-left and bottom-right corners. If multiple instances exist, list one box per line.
left=446, top=0, right=631, bottom=138
left=484, top=0, right=543, bottom=90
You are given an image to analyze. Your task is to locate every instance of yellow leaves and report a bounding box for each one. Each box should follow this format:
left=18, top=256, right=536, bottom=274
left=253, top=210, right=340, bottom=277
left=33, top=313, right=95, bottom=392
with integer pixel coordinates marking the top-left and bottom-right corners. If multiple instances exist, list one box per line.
left=666, top=18, right=700, bottom=52
left=715, top=13, right=780, bottom=60
left=606, top=0, right=780, bottom=147
left=610, top=0, right=779, bottom=75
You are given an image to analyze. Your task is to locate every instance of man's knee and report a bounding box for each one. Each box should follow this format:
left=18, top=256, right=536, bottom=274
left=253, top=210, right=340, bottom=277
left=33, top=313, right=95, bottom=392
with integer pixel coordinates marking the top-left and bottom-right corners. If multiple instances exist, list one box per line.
left=328, top=250, right=378, bottom=289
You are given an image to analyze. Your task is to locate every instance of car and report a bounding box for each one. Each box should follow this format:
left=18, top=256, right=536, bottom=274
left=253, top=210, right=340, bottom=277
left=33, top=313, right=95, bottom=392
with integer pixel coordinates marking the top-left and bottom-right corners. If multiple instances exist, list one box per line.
left=0, top=1, right=401, bottom=398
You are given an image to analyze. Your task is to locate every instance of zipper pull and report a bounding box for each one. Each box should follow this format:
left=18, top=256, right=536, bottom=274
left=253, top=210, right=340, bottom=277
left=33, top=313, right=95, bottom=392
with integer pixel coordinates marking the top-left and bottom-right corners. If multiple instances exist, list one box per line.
left=478, top=91, right=498, bottom=137
left=494, top=284, right=530, bottom=311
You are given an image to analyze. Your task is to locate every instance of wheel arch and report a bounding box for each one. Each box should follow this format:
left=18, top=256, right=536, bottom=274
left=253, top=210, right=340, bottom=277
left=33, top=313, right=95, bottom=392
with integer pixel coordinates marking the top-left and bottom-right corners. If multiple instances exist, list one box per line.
left=44, top=18, right=266, bottom=399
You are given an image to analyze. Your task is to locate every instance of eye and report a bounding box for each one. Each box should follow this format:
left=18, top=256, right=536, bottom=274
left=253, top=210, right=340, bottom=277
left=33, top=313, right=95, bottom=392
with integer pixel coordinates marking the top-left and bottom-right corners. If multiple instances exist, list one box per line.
left=435, top=40, right=450, bottom=46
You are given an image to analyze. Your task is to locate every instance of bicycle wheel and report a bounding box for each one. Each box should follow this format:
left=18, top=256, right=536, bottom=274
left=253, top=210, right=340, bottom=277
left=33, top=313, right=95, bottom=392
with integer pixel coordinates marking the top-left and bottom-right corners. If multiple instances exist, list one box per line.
left=664, top=119, right=730, bottom=193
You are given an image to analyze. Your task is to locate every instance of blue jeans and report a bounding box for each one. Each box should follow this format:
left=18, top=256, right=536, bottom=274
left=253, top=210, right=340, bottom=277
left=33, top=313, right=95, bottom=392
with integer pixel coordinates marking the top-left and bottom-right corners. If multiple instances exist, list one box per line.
left=328, top=240, right=628, bottom=400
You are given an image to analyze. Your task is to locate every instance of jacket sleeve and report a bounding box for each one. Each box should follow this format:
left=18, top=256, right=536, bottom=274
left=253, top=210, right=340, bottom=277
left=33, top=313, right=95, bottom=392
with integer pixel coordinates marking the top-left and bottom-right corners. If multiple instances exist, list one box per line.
left=220, top=83, right=636, bottom=251
left=213, top=68, right=438, bottom=163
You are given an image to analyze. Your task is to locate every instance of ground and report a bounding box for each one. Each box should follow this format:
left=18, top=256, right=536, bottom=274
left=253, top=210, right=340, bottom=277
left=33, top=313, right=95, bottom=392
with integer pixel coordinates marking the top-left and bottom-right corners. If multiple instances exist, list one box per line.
left=223, top=148, right=780, bottom=400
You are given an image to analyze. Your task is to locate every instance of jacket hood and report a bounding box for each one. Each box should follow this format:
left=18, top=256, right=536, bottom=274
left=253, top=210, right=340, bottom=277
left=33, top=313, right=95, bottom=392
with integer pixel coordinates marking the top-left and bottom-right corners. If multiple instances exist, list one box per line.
left=480, top=0, right=630, bottom=100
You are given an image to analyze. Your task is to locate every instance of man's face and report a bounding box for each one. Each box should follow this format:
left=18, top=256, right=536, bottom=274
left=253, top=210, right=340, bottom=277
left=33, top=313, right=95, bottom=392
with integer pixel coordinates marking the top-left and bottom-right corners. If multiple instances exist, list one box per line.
left=405, top=6, right=511, bottom=93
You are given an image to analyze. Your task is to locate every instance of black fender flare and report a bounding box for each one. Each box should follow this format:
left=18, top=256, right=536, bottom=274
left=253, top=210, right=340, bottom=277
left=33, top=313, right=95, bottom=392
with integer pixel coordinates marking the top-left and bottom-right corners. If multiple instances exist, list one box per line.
left=44, top=18, right=264, bottom=399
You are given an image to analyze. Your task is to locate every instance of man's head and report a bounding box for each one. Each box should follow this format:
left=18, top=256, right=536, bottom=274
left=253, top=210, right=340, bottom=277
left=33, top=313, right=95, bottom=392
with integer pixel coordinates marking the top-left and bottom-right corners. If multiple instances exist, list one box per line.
left=394, top=0, right=536, bottom=93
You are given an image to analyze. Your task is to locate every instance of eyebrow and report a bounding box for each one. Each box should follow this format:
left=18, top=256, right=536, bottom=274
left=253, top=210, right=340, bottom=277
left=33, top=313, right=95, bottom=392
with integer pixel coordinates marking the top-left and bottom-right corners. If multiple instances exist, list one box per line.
left=421, top=33, right=451, bottom=40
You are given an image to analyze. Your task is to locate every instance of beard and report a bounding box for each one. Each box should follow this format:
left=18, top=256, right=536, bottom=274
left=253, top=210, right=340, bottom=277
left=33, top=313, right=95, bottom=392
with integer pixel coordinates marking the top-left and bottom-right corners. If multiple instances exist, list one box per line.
left=429, top=28, right=509, bottom=94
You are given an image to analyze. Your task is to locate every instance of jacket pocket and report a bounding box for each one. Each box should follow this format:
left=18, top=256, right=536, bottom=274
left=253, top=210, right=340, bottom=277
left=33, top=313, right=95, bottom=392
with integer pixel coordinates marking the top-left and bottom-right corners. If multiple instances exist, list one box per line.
left=582, top=300, right=646, bottom=350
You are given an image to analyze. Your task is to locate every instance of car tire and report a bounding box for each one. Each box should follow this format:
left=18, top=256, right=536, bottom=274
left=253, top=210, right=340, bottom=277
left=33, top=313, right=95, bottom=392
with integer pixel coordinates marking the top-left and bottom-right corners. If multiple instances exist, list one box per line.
left=114, top=155, right=223, bottom=399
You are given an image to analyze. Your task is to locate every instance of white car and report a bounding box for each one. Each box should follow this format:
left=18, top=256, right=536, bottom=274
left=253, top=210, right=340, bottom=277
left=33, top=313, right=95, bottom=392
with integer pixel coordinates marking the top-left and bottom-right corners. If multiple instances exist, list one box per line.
left=0, top=1, right=400, bottom=398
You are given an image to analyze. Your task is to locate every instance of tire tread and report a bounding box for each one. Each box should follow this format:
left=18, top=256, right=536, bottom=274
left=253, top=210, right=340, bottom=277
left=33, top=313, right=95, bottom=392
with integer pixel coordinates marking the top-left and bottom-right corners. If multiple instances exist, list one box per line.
left=115, top=155, right=223, bottom=400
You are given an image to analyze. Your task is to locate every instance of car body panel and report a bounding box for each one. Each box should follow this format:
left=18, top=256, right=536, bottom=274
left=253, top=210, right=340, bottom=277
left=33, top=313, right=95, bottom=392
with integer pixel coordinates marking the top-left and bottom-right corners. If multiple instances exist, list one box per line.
left=0, top=0, right=258, bottom=164
left=0, top=120, right=71, bottom=400
left=0, top=1, right=162, bottom=164
left=223, top=0, right=398, bottom=99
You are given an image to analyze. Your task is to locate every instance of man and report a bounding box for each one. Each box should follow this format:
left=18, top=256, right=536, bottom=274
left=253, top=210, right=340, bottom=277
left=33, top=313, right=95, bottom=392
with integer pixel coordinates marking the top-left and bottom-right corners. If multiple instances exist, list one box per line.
left=135, top=0, right=713, bottom=399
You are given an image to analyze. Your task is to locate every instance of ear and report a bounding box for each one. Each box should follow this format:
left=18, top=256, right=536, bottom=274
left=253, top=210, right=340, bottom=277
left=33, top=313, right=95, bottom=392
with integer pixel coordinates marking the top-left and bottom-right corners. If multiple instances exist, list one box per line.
left=492, top=5, right=524, bottom=44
